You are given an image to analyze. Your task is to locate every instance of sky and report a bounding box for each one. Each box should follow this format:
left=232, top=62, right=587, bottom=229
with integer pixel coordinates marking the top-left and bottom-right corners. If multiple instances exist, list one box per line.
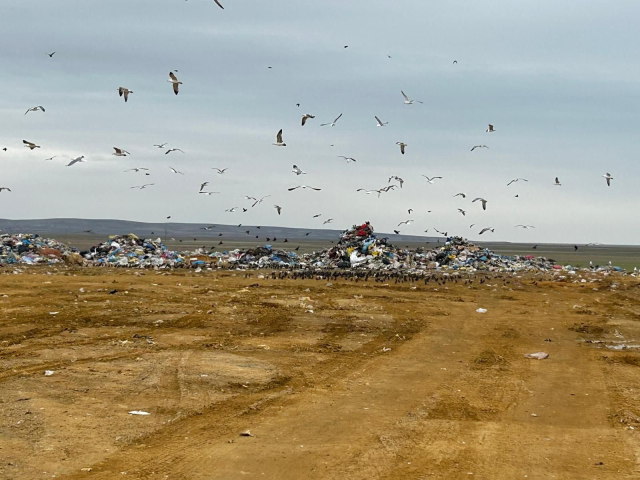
left=2, top=0, right=640, bottom=244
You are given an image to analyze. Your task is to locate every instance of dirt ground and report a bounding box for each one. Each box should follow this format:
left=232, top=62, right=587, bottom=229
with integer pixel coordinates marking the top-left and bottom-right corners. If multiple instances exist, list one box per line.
left=1, top=267, right=640, bottom=479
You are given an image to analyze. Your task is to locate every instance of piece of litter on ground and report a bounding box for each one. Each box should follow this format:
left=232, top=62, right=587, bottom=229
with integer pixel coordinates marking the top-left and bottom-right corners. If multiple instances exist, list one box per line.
left=476, top=308, right=487, bottom=313
left=382, top=347, right=391, bottom=352
left=128, top=410, right=150, bottom=416
left=524, top=352, right=549, bottom=360
left=531, top=413, right=538, bottom=417
left=49, top=312, right=59, bottom=315
left=240, top=430, right=254, bottom=437
left=44, top=370, right=55, bottom=376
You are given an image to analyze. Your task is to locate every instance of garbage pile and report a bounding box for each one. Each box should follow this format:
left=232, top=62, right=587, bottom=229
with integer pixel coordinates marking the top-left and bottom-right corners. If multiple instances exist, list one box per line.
left=82, top=234, right=185, bottom=267
left=0, top=233, right=73, bottom=265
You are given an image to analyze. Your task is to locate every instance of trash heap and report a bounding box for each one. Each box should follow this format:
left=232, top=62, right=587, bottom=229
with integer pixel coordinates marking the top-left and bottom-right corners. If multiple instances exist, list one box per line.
left=82, top=234, right=185, bottom=267
left=0, top=233, right=72, bottom=265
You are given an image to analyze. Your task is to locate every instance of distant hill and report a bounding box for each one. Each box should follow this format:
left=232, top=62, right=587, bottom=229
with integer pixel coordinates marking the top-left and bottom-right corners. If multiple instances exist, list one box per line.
left=0, top=218, right=438, bottom=243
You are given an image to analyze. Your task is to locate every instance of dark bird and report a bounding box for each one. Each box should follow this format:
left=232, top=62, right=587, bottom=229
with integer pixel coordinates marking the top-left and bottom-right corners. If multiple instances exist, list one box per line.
left=47, top=51, right=56, bottom=58
left=393, top=230, right=400, bottom=234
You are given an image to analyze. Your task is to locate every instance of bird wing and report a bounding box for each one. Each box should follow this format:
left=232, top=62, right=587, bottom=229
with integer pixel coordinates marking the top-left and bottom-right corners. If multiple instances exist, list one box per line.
left=23, top=140, right=34, bottom=147
left=606, top=177, right=611, bottom=186
left=288, top=186, right=299, bottom=191
left=555, top=177, right=559, bottom=183
left=169, top=72, right=178, bottom=81
left=471, top=146, right=477, bottom=151
left=375, top=116, right=383, bottom=124
left=213, top=0, right=224, bottom=9
left=301, top=116, right=307, bottom=126
left=334, top=113, right=343, bottom=123
left=507, top=180, right=515, bottom=186
left=172, top=82, right=179, bottom=95
left=276, top=129, right=283, bottom=143
left=401, top=91, right=409, bottom=101
left=123, top=90, right=129, bottom=102
left=400, top=144, right=405, bottom=154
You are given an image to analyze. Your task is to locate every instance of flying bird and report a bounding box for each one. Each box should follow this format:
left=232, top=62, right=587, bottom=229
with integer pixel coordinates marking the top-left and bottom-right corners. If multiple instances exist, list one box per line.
left=393, top=230, right=400, bottom=235
left=212, top=168, right=228, bottom=174
left=472, top=197, right=488, bottom=210
left=47, top=51, right=56, bottom=58
left=458, top=209, right=466, bottom=216
left=479, top=227, right=495, bottom=235
left=375, top=116, right=388, bottom=127
left=321, top=113, right=343, bottom=127
left=200, top=182, right=209, bottom=191
left=454, top=193, right=466, bottom=198
left=225, top=207, right=239, bottom=213
left=168, top=72, right=182, bottom=95
left=301, top=114, right=315, bottom=126
left=66, top=156, right=85, bottom=167
left=131, top=184, right=154, bottom=190
left=118, top=87, right=133, bottom=102
left=0, top=187, right=11, bottom=193
left=507, top=178, right=528, bottom=186
left=289, top=185, right=321, bottom=191
left=169, top=167, right=184, bottom=175
left=338, top=156, right=356, bottom=163
left=470, top=145, right=488, bottom=152
left=199, top=191, right=220, bottom=195
left=422, top=176, right=443, bottom=184
left=45, top=156, right=58, bottom=161
left=388, top=176, right=404, bottom=188
left=112, top=147, right=130, bottom=157
left=554, top=177, right=561, bottom=186
left=245, top=195, right=271, bottom=207
left=398, top=220, right=414, bottom=226
left=292, top=165, right=306, bottom=175
left=274, top=205, right=282, bottom=215
left=408, top=208, right=413, bottom=214
left=396, top=142, right=407, bottom=154
left=273, top=129, right=286, bottom=146
left=603, top=173, right=614, bottom=186
left=23, top=140, right=40, bottom=150
left=516, top=225, right=535, bottom=229
left=125, top=168, right=149, bottom=173
left=154, top=143, right=168, bottom=149
left=323, top=218, right=334, bottom=225
left=165, top=148, right=184, bottom=155
left=401, top=90, right=423, bottom=105
left=486, top=124, right=496, bottom=133
left=453, top=60, right=457, bottom=64
left=24, top=106, right=45, bottom=115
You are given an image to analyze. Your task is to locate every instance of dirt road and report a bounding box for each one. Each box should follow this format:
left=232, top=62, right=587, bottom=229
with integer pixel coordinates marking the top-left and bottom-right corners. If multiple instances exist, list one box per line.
left=1, top=268, right=639, bottom=478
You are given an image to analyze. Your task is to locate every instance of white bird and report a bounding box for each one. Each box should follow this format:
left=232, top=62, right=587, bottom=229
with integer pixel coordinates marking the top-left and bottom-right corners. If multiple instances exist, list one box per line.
left=470, top=145, right=488, bottom=152
left=458, top=209, right=466, bottom=216
left=131, top=184, right=154, bottom=190
left=323, top=218, right=334, bottom=225
left=23, top=140, right=40, bottom=150
left=479, top=227, right=494, bottom=235
left=66, top=156, right=85, bottom=167
left=117, top=87, right=133, bottom=103
left=486, top=124, right=496, bottom=133
left=473, top=197, right=488, bottom=210
left=422, top=175, right=443, bottom=184
left=453, top=192, right=467, bottom=198
left=168, top=72, right=182, bottom=95
left=320, top=113, right=342, bottom=127
left=301, top=114, right=315, bottom=126
left=379, top=185, right=396, bottom=193
left=112, top=147, right=130, bottom=157
left=169, top=167, right=184, bottom=175
left=398, top=220, right=414, bottom=226
left=516, top=225, right=535, bottom=229
left=356, top=189, right=380, bottom=196
left=603, top=173, right=614, bottom=186
left=554, top=177, right=561, bottom=186
left=212, top=168, right=228, bottom=174
left=245, top=195, right=271, bottom=207
left=274, top=205, right=282, bottom=215
left=0, top=187, right=11, bottom=192
left=273, top=129, right=286, bottom=146
left=154, top=143, right=168, bottom=149
left=396, top=142, right=407, bottom=155
left=375, top=115, right=388, bottom=127
left=507, top=178, right=528, bottom=186
left=338, top=156, right=357, bottom=163
left=165, top=148, right=184, bottom=155
left=199, top=191, right=220, bottom=195
left=25, top=106, right=45, bottom=115
left=125, top=168, right=149, bottom=173
left=225, top=207, right=239, bottom=212
left=200, top=182, right=209, bottom=191
left=388, top=176, right=404, bottom=188
left=292, top=165, right=306, bottom=175
left=288, top=185, right=321, bottom=191
left=44, top=156, right=58, bottom=161
left=401, top=90, right=423, bottom=104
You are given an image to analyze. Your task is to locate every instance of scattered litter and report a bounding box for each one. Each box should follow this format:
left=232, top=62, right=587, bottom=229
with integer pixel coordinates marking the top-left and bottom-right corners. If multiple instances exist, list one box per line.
left=476, top=308, right=487, bottom=314
left=524, top=352, right=549, bottom=360
left=49, top=312, right=59, bottom=315
left=240, top=430, right=254, bottom=437
left=80, top=468, right=93, bottom=472
left=128, top=410, right=150, bottom=416
left=44, top=370, right=55, bottom=376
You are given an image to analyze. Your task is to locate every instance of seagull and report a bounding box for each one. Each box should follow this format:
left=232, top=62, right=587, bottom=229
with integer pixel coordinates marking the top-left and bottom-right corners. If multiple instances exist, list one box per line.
left=422, top=175, right=443, bottom=184
left=47, top=51, right=56, bottom=58
left=66, top=156, right=85, bottom=167
left=125, top=168, right=149, bottom=173
left=603, top=173, right=614, bottom=186
left=458, top=209, right=466, bottom=216
left=408, top=208, right=413, bottom=214
left=554, top=177, right=561, bottom=186
left=398, top=220, right=414, bottom=226
left=453, top=60, right=457, bottom=64
left=274, top=205, right=282, bottom=215
left=112, top=147, right=130, bottom=157
left=289, top=185, right=321, bottom=191
left=479, top=227, right=495, bottom=235
left=453, top=193, right=466, bottom=198
left=117, top=87, right=133, bottom=102
left=396, top=142, right=407, bottom=155
left=388, top=176, right=404, bottom=188
left=472, top=197, right=488, bottom=210
left=200, top=182, right=209, bottom=191
left=486, top=124, right=496, bottom=133
left=470, top=145, right=488, bottom=152
left=320, top=113, right=343, bottom=127
left=401, top=90, right=423, bottom=105
left=199, top=191, right=220, bottom=195
left=507, top=178, right=528, bottom=186
left=301, top=114, right=315, bottom=126
left=201, top=226, right=216, bottom=230
left=212, top=168, right=228, bottom=174
left=245, top=195, right=271, bottom=207
left=169, top=167, right=184, bottom=175
left=338, top=156, right=357, bottom=163
left=273, top=129, right=286, bottom=146
left=516, top=225, right=535, bottom=229
left=213, top=0, right=224, bottom=9
left=168, top=72, right=182, bottom=95
left=375, top=116, right=388, bottom=127
left=313, top=214, right=322, bottom=218
left=154, top=143, right=168, bottom=149
left=379, top=185, right=396, bottom=193
left=434, top=229, right=448, bottom=236
left=292, top=165, right=306, bottom=175
left=165, top=148, right=184, bottom=155
left=131, top=184, right=154, bottom=190
left=23, top=140, right=40, bottom=150
left=225, top=207, right=239, bottom=213
left=24, top=106, right=45, bottom=115
left=0, top=187, right=11, bottom=192
left=393, top=230, right=401, bottom=235
left=469, top=224, right=475, bottom=229
left=356, top=189, right=381, bottom=196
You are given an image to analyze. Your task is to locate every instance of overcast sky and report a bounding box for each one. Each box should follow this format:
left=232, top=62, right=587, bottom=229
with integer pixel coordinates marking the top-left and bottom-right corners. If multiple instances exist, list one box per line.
left=2, top=0, right=639, bottom=244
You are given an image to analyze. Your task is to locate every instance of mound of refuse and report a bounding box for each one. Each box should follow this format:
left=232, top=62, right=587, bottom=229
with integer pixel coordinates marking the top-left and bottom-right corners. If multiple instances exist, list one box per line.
left=0, top=233, right=73, bottom=265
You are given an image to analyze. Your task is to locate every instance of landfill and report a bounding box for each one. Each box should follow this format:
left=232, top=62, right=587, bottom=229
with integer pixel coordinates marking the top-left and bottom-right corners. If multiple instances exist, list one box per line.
left=0, top=223, right=631, bottom=275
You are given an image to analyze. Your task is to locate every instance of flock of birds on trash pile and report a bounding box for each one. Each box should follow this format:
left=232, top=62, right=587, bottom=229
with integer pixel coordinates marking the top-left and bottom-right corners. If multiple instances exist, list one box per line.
left=0, top=4, right=619, bottom=245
